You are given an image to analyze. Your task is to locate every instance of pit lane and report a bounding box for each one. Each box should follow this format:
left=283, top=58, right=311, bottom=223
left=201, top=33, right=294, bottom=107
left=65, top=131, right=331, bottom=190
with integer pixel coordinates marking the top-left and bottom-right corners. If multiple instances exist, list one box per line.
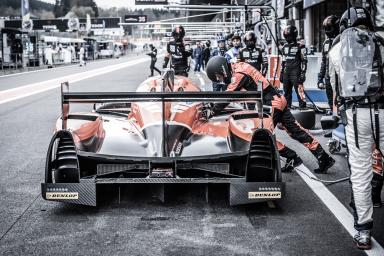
left=0, top=56, right=383, bottom=256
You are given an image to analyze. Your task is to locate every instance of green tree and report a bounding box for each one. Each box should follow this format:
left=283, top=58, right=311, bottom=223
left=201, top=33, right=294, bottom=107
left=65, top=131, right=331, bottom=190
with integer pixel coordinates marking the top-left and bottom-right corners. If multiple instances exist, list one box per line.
left=54, top=0, right=98, bottom=18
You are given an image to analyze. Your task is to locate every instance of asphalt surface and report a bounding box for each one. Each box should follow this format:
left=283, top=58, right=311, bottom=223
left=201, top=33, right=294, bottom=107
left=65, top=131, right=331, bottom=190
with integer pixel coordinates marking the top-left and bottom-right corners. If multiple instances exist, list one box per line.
left=0, top=55, right=383, bottom=256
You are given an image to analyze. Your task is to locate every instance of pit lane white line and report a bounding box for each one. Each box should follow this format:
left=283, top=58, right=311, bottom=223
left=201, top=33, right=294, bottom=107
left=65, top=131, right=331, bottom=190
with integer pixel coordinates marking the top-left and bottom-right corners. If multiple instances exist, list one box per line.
left=295, top=164, right=384, bottom=255
left=0, top=57, right=125, bottom=78
left=0, top=57, right=148, bottom=105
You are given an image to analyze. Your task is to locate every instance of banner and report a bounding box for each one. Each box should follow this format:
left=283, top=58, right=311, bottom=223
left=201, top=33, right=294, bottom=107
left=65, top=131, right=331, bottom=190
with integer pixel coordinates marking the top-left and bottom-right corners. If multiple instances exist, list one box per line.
left=276, top=0, right=285, bottom=19
left=374, top=0, right=384, bottom=29
left=21, top=0, right=33, bottom=31
left=5, top=18, right=121, bottom=32
left=135, top=0, right=168, bottom=4
left=67, top=17, right=80, bottom=31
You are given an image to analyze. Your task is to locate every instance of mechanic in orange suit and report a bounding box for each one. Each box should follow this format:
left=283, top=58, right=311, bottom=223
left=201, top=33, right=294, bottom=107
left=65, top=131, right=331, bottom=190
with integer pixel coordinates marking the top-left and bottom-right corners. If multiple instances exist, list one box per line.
left=205, top=56, right=335, bottom=173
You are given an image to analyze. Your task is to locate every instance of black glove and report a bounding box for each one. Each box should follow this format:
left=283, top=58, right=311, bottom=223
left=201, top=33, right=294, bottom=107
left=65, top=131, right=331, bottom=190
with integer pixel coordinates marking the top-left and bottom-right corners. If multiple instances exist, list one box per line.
left=199, top=103, right=214, bottom=120
left=317, top=74, right=325, bottom=89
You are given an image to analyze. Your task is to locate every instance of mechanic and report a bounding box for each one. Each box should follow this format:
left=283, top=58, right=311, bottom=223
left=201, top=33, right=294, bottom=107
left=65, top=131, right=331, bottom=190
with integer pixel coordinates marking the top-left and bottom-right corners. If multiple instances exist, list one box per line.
left=202, top=40, right=211, bottom=69
left=211, top=36, right=227, bottom=57
left=318, top=15, right=339, bottom=116
left=280, top=25, right=307, bottom=109
left=193, top=41, right=203, bottom=72
left=210, top=36, right=228, bottom=92
left=147, top=44, right=161, bottom=77
left=239, top=31, right=268, bottom=77
left=225, top=32, right=242, bottom=64
left=328, top=7, right=384, bottom=250
left=205, top=56, right=335, bottom=174
left=163, top=25, right=192, bottom=77
left=226, top=33, right=234, bottom=50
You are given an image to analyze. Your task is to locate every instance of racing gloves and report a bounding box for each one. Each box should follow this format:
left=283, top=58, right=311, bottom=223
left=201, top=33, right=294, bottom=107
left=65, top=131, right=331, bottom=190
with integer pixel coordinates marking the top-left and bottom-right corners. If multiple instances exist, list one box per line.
left=199, top=103, right=214, bottom=120
left=317, top=74, right=326, bottom=89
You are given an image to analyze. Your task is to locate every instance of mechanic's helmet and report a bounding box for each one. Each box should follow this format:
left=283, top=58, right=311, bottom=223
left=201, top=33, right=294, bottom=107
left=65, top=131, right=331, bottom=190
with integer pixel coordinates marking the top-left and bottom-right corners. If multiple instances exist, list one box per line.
left=323, top=15, right=339, bottom=38
left=172, top=25, right=186, bottom=41
left=206, top=56, right=231, bottom=82
left=283, top=25, right=298, bottom=43
left=244, top=31, right=257, bottom=48
left=339, top=7, right=374, bottom=33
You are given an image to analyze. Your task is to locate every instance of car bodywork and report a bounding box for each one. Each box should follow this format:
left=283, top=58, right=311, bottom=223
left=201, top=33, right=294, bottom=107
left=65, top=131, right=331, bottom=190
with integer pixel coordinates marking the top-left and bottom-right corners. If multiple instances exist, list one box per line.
left=41, top=70, right=284, bottom=206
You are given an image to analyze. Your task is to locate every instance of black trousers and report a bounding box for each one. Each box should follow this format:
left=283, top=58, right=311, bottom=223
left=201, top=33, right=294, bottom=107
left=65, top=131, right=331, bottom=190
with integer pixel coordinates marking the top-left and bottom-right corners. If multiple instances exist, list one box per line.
left=324, top=77, right=333, bottom=109
left=150, top=60, right=161, bottom=76
left=174, top=68, right=188, bottom=77
left=273, top=107, right=324, bottom=158
left=283, top=71, right=306, bottom=108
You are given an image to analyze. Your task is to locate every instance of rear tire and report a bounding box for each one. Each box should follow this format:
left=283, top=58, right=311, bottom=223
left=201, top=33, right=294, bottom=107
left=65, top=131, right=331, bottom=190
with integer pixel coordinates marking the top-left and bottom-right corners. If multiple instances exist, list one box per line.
left=291, top=108, right=316, bottom=129
left=46, top=131, right=80, bottom=183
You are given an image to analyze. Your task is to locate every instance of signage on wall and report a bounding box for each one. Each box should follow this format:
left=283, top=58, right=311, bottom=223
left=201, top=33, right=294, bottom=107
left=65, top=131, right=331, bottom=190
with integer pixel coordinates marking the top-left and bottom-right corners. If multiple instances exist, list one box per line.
left=124, top=15, right=147, bottom=23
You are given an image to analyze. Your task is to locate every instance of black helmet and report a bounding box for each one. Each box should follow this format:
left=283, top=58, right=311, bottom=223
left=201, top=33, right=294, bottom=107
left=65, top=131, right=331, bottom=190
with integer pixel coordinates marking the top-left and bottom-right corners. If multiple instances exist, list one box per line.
left=206, top=40, right=211, bottom=47
left=206, top=56, right=231, bottom=82
left=149, top=44, right=154, bottom=48
left=244, top=31, right=256, bottom=48
left=323, top=15, right=339, bottom=38
left=172, top=25, right=185, bottom=41
left=283, top=25, right=298, bottom=43
left=339, top=7, right=374, bottom=33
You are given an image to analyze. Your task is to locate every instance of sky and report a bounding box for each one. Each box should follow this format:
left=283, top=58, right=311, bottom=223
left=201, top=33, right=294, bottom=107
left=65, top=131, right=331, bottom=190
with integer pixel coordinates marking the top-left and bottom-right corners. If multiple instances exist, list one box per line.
left=42, top=0, right=136, bottom=9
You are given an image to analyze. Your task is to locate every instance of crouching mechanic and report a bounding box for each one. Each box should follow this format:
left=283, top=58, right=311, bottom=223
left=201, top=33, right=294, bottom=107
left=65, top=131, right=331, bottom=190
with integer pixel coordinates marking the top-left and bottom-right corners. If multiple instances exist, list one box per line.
left=328, top=7, right=384, bottom=250
left=204, top=56, right=335, bottom=173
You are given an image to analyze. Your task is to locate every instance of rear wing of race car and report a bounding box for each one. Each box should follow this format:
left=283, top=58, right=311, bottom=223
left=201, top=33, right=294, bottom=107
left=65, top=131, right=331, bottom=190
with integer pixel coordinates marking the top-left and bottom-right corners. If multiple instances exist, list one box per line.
left=60, top=71, right=264, bottom=113
left=60, top=69, right=265, bottom=152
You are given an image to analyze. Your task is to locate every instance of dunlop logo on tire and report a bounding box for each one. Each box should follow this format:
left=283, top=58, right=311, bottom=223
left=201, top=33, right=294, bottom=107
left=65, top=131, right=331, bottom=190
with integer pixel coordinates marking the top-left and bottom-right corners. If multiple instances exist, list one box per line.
left=46, top=192, right=79, bottom=200
left=248, top=191, right=281, bottom=199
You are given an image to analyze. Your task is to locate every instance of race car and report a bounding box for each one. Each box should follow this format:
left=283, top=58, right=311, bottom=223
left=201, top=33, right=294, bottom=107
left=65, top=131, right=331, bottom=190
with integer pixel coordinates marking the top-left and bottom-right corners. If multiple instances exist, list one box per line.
left=41, top=69, right=284, bottom=206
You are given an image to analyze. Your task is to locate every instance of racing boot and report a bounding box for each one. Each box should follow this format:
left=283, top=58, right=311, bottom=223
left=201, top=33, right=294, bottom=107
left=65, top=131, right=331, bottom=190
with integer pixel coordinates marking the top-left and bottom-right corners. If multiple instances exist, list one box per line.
left=299, top=101, right=307, bottom=109
left=282, top=155, right=303, bottom=172
left=372, top=173, right=383, bottom=208
left=314, top=152, right=335, bottom=174
left=280, top=147, right=303, bottom=172
left=353, top=230, right=372, bottom=250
